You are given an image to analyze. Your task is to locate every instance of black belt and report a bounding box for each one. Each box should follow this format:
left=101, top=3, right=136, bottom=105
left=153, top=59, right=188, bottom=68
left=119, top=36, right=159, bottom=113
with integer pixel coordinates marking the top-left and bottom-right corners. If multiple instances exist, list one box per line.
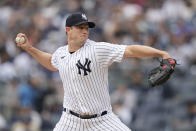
left=63, top=108, right=107, bottom=119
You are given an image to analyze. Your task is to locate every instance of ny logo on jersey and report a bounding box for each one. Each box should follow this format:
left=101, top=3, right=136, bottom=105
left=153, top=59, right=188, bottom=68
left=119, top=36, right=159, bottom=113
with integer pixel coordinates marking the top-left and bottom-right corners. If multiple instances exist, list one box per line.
left=76, top=58, right=91, bottom=76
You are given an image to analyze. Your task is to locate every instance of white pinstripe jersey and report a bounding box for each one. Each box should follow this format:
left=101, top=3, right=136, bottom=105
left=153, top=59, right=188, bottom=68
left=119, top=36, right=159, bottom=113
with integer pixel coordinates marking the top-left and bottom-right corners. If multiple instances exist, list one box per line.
left=51, top=39, right=126, bottom=115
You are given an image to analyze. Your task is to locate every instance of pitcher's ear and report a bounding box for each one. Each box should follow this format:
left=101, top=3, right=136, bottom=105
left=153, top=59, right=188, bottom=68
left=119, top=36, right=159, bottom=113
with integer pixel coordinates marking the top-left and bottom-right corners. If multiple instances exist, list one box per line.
left=66, top=27, right=71, bottom=32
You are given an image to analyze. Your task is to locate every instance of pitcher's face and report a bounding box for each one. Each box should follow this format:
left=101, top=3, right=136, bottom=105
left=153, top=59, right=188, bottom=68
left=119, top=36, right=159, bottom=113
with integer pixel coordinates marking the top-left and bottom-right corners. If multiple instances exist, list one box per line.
left=67, top=23, right=89, bottom=46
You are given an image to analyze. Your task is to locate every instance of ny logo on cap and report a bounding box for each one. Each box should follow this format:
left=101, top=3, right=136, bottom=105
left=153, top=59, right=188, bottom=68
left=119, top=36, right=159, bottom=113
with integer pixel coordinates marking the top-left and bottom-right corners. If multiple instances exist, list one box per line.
left=82, top=14, right=87, bottom=20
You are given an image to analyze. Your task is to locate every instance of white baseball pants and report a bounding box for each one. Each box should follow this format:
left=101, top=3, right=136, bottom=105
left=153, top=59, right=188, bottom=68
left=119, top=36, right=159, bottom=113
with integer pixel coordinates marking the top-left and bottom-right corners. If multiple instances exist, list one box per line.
left=53, top=111, right=131, bottom=131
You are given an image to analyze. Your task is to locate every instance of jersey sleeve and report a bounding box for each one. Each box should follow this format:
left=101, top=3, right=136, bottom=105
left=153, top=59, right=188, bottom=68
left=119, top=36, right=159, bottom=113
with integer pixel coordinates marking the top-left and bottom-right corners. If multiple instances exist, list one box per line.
left=51, top=46, right=64, bottom=70
left=94, top=42, right=126, bottom=67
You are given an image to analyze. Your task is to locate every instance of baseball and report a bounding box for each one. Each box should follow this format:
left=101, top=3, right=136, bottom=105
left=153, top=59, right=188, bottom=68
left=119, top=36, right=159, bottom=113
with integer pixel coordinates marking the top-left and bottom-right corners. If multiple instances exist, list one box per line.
left=15, top=36, right=25, bottom=44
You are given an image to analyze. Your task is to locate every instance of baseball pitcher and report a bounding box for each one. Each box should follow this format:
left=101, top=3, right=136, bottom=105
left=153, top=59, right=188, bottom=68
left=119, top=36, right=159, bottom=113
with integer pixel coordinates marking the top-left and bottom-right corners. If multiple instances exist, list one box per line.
left=15, top=12, right=176, bottom=131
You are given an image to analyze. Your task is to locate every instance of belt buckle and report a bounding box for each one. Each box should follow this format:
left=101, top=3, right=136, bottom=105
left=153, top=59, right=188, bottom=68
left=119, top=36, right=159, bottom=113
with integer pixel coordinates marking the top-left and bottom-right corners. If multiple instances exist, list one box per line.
left=80, top=113, right=91, bottom=118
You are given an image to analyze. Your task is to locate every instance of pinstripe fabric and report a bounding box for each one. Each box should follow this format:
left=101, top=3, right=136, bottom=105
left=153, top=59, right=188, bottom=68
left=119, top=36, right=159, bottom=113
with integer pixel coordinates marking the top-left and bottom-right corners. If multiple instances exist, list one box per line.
left=51, top=39, right=131, bottom=130
left=53, top=112, right=131, bottom=131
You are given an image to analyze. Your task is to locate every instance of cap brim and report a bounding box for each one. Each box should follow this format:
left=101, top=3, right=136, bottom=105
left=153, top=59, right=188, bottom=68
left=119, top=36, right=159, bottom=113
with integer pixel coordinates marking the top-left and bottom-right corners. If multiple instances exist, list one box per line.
left=87, top=22, right=96, bottom=28
left=74, top=21, right=96, bottom=28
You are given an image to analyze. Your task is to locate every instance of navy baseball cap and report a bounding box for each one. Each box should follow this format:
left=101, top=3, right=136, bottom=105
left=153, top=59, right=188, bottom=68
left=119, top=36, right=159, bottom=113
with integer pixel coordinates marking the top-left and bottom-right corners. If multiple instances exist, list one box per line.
left=66, top=13, right=95, bottom=28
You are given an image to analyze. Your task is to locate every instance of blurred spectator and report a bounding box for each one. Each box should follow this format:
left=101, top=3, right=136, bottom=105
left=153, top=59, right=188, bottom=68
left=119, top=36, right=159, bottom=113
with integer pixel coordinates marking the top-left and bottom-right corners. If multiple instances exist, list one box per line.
left=187, top=100, right=196, bottom=125
left=11, top=106, right=41, bottom=131
left=18, top=80, right=39, bottom=109
left=0, top=113, right=6, bottom=130
left=111, top=84, right=138, bottom=126
left=0, top=46, right=16, bottom=82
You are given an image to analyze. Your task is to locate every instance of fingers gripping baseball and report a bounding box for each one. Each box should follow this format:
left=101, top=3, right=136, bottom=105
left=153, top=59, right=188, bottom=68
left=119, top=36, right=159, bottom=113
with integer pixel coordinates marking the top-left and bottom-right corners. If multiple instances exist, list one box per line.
left=16, top=33, right=26, bottom=45
left=15, top=33, right=31, bottom=49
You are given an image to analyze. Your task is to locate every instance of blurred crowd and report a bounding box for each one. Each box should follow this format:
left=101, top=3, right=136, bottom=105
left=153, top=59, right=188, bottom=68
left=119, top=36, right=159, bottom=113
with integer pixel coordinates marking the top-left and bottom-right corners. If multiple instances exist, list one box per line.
left=0, top=0, right=196, bottom=131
